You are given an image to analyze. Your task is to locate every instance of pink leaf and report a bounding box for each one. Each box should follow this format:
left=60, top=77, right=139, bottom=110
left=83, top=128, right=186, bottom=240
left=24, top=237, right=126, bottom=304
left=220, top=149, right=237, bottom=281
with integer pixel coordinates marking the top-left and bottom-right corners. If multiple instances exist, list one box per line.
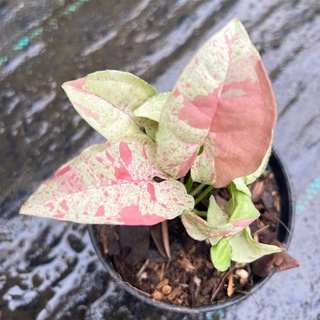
left=156, top=18, right=276, bottom=187
left=181, top=211, right=238, bottom=245
left=20, top=135, right=194, bottom=225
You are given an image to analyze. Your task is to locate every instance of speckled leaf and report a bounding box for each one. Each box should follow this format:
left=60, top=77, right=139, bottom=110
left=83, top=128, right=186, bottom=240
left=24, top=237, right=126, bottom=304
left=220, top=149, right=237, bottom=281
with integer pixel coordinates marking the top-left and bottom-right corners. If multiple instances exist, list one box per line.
left=134, top=93, right=170, bottom=140
left=182, top=211, right=215, bottom=242
left=20, top=134, right=194, bottom=225
left=181, top=210, right=234, bottom=245
left=207, top=195, right=229, bottom=227
left=156, top=18, right=276, bottom=187
left=229, top=227, right=282, bottom=263
left=182, top=181, right=260, bottom=245
left=142, top=119, right=158, bottom=141
left=134, top=93, right=170, bottom=122
left=62, top=70, right=158, bottom=139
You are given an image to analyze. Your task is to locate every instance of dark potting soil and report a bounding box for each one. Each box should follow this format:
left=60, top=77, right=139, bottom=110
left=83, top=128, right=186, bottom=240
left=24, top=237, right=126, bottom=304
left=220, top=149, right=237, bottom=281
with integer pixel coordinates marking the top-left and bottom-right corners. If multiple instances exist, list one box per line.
left=93, top=169, right=297, bottom=308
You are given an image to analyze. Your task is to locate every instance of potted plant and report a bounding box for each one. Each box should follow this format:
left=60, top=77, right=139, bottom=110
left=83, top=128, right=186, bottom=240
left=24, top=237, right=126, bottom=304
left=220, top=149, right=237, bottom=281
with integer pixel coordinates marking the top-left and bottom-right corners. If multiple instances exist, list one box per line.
left=20, top=18, right=298, bottom=312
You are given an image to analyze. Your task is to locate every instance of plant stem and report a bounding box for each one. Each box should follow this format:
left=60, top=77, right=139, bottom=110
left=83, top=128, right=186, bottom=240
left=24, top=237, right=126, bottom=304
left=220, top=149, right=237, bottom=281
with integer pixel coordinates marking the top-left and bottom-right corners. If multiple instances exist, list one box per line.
left=189, top=183, right=206, bottom=196
left=185, top=175, right=194, bottom=193
left=192, top=209, right=207, bottom=218
left=194, top=185, right=214, bottom=205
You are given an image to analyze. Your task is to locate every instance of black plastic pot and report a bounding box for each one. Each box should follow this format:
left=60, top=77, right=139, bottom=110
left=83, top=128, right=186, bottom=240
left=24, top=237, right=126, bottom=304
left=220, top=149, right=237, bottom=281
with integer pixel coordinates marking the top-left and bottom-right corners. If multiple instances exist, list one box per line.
left=88, top=149, right=294, bottom=314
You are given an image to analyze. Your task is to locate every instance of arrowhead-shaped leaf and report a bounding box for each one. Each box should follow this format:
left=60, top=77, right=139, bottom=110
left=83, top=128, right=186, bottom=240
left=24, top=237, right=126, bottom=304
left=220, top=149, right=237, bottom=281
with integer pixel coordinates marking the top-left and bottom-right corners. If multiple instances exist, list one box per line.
left=209, top=227, right=281, bottom=271
left=62, top=70, right=158, bottom=139
left=20, top=134, right=194, bottom=225
left=181, top=211, right=210, bottom=241
left=156, top=17, right=276, bottom=187
left=207, top=195, right=229, bottom=227
left=134, top=93, right=170, bottom=122
left=134, top=93, right=170, bottom=140
left=229, top=227, right=282, bottom=263
left=181, top=210, right=238, bottom=246
left=182, top=180, right=260, bottom=245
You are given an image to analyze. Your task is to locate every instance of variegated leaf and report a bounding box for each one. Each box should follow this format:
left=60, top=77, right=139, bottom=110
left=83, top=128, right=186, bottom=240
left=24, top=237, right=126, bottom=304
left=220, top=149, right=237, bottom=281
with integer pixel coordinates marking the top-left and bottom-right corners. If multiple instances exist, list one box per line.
left=182, top=181, right=261, bottom=247
left=20, top=135, right=194, bottom=225
left=134, top=92, right=170, bottom=122
left=134, top=93, right=170, bottom=141
left=156, top=18, right=276, bottom=187
left=181, top=211, right=208, bottom=241
left=210, top=227, right=281, bottom=271
left=207, top=195, right=229, bottom=227
left=229, top=227, right=282, bottom=263
left=62, top=70, right=158, bottom=139
left=182, top=210, right=234, bottom=244
left=141, top=119, right=158, bottom=141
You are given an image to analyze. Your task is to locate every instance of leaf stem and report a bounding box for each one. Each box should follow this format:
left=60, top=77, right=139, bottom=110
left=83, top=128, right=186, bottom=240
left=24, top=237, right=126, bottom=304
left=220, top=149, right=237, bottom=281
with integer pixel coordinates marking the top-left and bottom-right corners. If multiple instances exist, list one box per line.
left=185, top=175, right=194, bottom=193
left=195, top=185, right=214, bottom=205
left=192, top=209, right=208, bottom=218
left=189, top=183, right=206, bottom=196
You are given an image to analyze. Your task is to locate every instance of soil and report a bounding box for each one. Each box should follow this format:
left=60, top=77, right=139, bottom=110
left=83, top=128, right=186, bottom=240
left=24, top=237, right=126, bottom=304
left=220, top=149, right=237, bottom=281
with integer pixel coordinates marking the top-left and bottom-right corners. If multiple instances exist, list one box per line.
left=92, top=168, right=295, bottom=308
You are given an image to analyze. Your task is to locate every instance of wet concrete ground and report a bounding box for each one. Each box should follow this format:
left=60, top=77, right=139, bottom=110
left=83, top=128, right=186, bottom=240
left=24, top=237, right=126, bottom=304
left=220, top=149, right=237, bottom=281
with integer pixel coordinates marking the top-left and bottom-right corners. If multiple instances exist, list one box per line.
left=0, top=0, right=319, bottom=319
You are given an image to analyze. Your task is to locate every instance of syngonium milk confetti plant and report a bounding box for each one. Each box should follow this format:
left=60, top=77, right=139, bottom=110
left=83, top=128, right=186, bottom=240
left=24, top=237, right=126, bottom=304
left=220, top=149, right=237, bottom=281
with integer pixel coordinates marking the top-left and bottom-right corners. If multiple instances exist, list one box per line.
left=20, top=18, right=283, bottom=271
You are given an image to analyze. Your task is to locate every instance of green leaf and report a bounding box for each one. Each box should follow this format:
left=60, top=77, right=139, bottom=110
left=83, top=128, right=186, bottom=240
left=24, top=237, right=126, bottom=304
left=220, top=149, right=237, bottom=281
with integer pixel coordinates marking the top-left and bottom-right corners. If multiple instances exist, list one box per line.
left=62, top=70, right=158, bottom=139
left=210, top=238, right=232, bottom=271
left=134, top=92, right=170, bottom=122
left=20, top=134, right=194, bottom=225
left=229, top=227, right=282, bottom=263
left=230, top=178, right=252, bottom=196
left=225, top=181, right=260, bottom=227
left=181, top=209, right=240, bottom=246
left=207, top=195, right=229, bottom=227
left=134, top=93, right=171, bottom=141
left=141, top=119, right=158, bottom=141
left=156, top=17, right=276, bottom=187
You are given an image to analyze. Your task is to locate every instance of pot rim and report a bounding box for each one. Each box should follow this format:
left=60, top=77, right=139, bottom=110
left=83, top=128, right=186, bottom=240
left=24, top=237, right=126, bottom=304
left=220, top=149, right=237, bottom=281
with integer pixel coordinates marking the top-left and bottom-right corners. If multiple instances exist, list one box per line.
left=88, top=148, right=294, bottom=314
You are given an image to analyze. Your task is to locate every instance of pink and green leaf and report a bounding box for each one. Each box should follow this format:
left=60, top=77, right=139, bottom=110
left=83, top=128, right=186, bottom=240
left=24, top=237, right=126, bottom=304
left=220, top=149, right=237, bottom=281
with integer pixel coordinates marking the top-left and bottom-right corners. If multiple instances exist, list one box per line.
left=181, top=211, right=209, bottom=241
left=156, top=17, right=276, bottom=187
left=182, top=181, right=260, bottom=252
left=62, top=70, right=158, bottom=139
left=181, top=211, right=235, bottom=245
left=182, top=189, right=258, bottom=246
left=20, top=134, right=194, bottom=225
